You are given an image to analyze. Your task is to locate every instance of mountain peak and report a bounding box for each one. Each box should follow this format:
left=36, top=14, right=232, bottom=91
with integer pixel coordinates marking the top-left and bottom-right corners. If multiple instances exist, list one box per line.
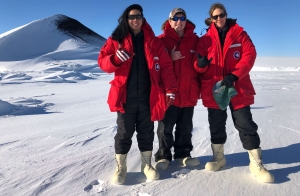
left=0, top=14, right=106, bottom=61
left=54, top=14, right=106, bottom=45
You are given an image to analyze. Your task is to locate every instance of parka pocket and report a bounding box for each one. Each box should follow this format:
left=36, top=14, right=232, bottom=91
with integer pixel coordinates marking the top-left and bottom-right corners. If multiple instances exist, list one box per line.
left=235, top=76, right=256, bottom=96
left=150, top=84, right=167, bottom=119
left=227, top=44, right=242, bottom=62
left=107, top=79, right=125, bottom=108
left=189, top=79, right=201, bottom=101
left=200, top=78, right=216, bottom=101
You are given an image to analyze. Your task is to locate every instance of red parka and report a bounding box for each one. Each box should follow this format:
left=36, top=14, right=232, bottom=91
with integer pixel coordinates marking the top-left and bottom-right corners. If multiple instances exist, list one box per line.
left=98, top=19, right=177, bottom=121
left=159, top=20, right=200, bottom=107
left=194, top=19, right=256, bottom=110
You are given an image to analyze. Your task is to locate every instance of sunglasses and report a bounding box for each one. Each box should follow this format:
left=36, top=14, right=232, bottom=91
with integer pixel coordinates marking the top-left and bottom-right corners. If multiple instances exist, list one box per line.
left=170, top=16, right=186, bottom=21
left=211, top=13, right=226, bottom=20
left=128, top=14, right=143, bottom=20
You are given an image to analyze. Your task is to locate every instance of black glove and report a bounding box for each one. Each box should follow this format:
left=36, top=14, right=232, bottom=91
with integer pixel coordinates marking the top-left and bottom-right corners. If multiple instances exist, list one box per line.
left=221, top=74, right=238, bottom=88
left=197, top=53, right=212, bottom=68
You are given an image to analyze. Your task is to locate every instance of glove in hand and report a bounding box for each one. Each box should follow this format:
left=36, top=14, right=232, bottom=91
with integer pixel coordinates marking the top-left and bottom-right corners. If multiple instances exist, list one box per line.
left=221, top=74, right=238, bottom=88
left=113, top=43, right=134, bottom=65
left=197, top=53, right=212, bottom=68
left=116, top=44, right=132, bottom=61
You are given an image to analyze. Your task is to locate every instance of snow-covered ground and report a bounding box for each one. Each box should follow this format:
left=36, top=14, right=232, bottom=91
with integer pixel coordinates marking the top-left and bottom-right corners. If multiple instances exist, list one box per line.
left=0, top=15, right=300, bottom=196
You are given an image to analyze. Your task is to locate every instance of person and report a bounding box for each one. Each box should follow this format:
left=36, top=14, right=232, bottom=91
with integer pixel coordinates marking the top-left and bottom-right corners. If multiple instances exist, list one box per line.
left=98, top=4, right=178, bottom=184
left=194, top=3, right=274, bottom=183
left=154, top=8, right=200, bottom=171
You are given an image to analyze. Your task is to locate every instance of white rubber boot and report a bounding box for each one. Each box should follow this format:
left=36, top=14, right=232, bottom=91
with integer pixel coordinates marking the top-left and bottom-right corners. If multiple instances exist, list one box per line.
left=175, top=157, right=200, bottom=167
left=141, top=151, right=160, bottom=181
left=155, top=159, right=170, bottom=171
left=111, top=154, right=127, bottom=184
left=205, top=144, right=226, bottom=171
left=248, top=148, right=274, bottom=183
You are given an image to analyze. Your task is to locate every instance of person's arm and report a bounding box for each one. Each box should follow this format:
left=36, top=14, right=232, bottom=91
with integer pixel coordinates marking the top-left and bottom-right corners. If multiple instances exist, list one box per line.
left=156, top=39, right=178, bottom=92
left=98, top=38, right=133, bottom=73
left=231, top=31, right=256, bottom=79
left=153, top=38, right=178, bottom=107
left=194, top=35, right=211, bottom=73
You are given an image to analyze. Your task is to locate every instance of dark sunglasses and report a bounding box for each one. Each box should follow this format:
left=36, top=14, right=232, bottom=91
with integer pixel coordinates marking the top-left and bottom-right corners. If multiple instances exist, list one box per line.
left=170, top=16, right=186, bottom=21
left=211, top=13, right=226, bottom=20
left=128, top=14, right=143, bottom=20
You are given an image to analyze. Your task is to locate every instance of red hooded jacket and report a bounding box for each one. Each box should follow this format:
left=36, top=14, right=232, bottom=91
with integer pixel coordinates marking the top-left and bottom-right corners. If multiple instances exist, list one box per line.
left=159, top=20, right=200, bottom=107
left=98, top=19, right=177, bottom=121
left=194, top=19, right=256, bottom=110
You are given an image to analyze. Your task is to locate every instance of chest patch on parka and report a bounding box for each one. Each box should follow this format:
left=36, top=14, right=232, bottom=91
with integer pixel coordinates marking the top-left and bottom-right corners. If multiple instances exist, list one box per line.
left=233, top=51, right=240, bottom=59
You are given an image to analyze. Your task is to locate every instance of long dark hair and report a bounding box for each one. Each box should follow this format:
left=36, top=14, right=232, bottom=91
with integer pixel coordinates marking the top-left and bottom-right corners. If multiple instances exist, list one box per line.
left=111, top=4, right=144, bottom=43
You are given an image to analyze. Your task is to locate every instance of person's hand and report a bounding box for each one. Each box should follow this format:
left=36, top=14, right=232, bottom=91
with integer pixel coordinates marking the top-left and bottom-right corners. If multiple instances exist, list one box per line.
left=170, top=46, right=185, bottom=61
left=197, top=53, right=212, bottom=68
left=114, top=44, right=134, bottom=64
left=116, top=49, right=130, bottom=62
left=166, top=90, right=175, bottom=107
left=221, top=74, right=238, bottom=88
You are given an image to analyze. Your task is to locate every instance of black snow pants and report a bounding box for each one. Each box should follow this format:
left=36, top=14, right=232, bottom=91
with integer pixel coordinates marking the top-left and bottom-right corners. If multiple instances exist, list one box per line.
left=155, top=105, right=194, bottom=162
left=208, top=103, right=260, bottom=150
left=114, top=101, right=154, bottom=154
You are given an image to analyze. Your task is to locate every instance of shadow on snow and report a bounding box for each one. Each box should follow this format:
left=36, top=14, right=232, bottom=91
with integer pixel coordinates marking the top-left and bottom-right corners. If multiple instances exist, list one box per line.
left=198, top=143, right=300, bottom=184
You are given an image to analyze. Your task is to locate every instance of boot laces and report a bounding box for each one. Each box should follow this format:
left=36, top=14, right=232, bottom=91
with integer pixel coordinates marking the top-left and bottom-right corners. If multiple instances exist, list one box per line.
left=249, top=151, right=266, bottom=171
left=115, top=154, right=126, bottom=174
left=212, top=145, right=223, bottom=161
left=142, top=154, right=155, bottom=171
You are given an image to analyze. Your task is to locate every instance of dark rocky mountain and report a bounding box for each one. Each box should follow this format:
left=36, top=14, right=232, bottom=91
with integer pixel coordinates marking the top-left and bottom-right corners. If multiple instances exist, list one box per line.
left=55, top=14, right=106, bottom=47
left=0, top=14, right=106, bottom=61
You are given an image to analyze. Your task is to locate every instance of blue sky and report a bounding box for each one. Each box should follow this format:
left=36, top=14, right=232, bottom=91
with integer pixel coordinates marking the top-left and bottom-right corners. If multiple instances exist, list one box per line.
left=1, top=0, right=299, bottom=57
